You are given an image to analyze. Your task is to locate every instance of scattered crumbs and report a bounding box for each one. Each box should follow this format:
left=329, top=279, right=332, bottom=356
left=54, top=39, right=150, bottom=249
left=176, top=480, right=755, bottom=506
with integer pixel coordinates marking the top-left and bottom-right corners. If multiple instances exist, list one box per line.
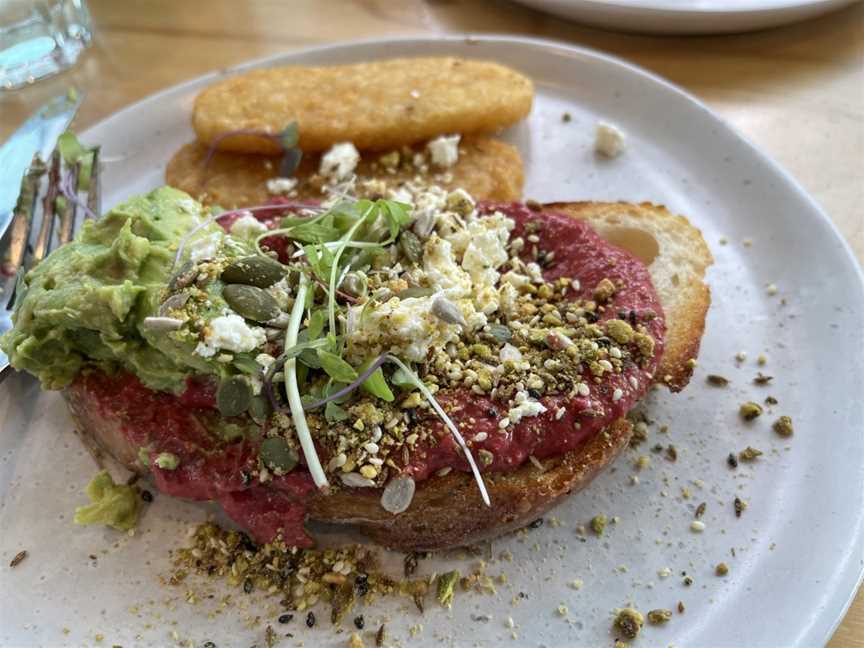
left=706, top=374, right=729, bottom=387
left=62, top=628, right=71, bottom=636
left=376, top=624, right=386, bottom=647
left=348, top=631, right=364, bottom=648
left=743, top=238, right=753, bottom=247
left=734, top=497, right=747, bottom=517
left=569, top=578, right=584, bottom=590
left=754, top=373, right=773, bottom=385
left=695, top=502, right=707, bottom=519
left=659, top=425, right=669, bottom=434
left=590, top=514, right=608, bottom=536
left=766, top=283, right=778, bottom=295
left=715, top=563, right=729, bottom=577
left=773, top=416, right=794, bottom=437
left=647, top=609, right=673, bottom=625
left=658, top=567, right=672, bottom=578
left=557, top=604, right=568, bottom=617
left=765, top=395, right=779, bottom=405
left=770, top=542, right=776, bottom=551
left=613, top=607, right=644, bottom=640
left=727, top=453, right=739, bottom=469
left=683, top=575, right=694, bottom=586
left=562, top=112, right=572, bottom=123
left=500, top=549, right=514, bottom=562
left=630, top=475, right=640, bottom=485
left=678, top=601, right=686, bottom=613
left=595, top=121, right=627, bottom=158
left=9, top=550, right=27, bottom=568
left=409, top=623, right=423, bottom=637
left=735, top=351, right=747, bottom=362
left=739, top=402, right=763, bottom=421
left=738, top=446, right=763, bottom=462
left=719, top=236, right=728, bottom=245
left=635, top=455, right=651, bottom=470
left=94, top=634, right=104, bottom=643
left=690, top=520, right=706, bottom=533
left=665, top=445, right=678, bottom=462
left=549, top=516, right=561, bottom=528
left=757, top=354, right=767, bottom=366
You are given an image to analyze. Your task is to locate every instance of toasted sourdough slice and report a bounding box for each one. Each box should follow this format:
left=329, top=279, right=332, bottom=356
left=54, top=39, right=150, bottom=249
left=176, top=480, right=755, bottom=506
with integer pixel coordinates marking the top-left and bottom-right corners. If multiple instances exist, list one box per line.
left=165, top=136, right=525, bottom=208
left=305, top=202, right=713, bottom=550
left=63, top=202, right=711, bottom=552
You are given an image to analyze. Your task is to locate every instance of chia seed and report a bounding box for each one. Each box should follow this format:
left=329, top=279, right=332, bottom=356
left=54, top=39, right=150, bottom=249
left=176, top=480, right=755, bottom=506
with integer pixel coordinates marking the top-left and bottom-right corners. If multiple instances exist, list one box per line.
left=278, top=613, right=293, bottom=624
left=141, top=490, right=153, bottom=503
left=306, top=611, right=316, bottom=627
left=354, top=615, right=365, bottom=629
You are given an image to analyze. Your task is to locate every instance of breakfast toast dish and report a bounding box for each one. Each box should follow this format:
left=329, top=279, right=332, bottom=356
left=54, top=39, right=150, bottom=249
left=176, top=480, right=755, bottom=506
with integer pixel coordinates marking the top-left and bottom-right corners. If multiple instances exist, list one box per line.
left=3, top=56, right=708, bottom=583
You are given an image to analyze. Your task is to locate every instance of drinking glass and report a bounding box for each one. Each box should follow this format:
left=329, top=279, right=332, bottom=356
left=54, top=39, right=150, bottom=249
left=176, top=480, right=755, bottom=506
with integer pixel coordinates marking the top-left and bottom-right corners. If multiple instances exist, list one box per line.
left=0, top=0, right=92, bottom=90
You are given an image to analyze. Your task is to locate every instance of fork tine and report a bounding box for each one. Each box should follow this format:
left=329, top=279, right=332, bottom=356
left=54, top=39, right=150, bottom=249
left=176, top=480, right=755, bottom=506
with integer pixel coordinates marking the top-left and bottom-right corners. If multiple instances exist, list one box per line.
left=31, top=150, right=62, bottom=266
left=86, top=146, right=101, bottom=218
left=57, top=163, right=79, bottom=246
left=1, top=155, right=46, bottom=277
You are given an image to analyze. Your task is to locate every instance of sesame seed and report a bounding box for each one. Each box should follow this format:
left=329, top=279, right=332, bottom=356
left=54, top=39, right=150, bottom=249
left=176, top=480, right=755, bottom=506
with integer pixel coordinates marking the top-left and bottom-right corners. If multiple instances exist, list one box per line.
left=598, top=359, right=613, bottom=372
left=363, top=442, right=380, bottom=455
left=577, top=383, right=590, bottom=397
left=473, top=432, right=488, bottom=442
left=555, top=407, right=566, bottom=420
left=766, top=283, right=778, bottom=295
left=628, top=376, right=638, bottom=389
left=610, top=347, right=622, bottom=359
left=690, top=520, right=706, bottom=532
left=735, top=351, right=747, bottom=362
left=498, top=418, right=510, bottom=429
left=612, top=388, right=623, bottom=402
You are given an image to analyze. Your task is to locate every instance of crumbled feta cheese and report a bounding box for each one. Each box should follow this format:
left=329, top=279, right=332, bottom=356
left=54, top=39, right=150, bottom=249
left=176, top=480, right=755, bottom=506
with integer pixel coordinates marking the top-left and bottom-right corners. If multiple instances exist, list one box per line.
left=500, top=343, right=523, bottom=363
left=187, top=230, right=223, bottom=261
left=427, top=134, right=460, bottom=168
left=595, top=121, right=626, bottom=158
left=229, top=213, right=268, bottom=240
left=256, top=353, right=277, bottom=369
left=508, top=390, right=547, bottom=424
left=195, top=314, right=266, bottom=357
left=423, top=236, right=472, bottom=298
left=265, top=177, right=298, bottom=195
left=319, top=142, right=360, bottom=181
left=446, top=188, right=475, bottom=217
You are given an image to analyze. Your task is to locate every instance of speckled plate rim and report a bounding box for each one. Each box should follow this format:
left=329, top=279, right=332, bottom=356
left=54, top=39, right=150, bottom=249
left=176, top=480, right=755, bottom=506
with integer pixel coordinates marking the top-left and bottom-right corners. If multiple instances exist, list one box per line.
left=49, top=34, right=864, bottom=646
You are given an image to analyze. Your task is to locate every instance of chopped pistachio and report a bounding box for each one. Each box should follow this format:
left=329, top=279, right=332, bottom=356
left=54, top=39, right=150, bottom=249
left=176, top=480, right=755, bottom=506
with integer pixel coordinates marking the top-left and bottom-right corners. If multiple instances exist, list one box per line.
left=706, top=374, right=729, bottom=386
left=715, top=562, right=729, bottom=576
left=613, top=607, right=644, bottom=639
left=590, top=514, right=608, bottom=536
left=647, top=609, right=672, bottom=625
left=436, top=570, right=460, bottom=608
left=772, top=415, right=794, bottom=437
left=605, top=319, right=634, bottom=344
left=739, top=402, right=763, bottom=421
left=738, top=446, right=763, bottom=462
left=593, top=278, right=616, bottom=302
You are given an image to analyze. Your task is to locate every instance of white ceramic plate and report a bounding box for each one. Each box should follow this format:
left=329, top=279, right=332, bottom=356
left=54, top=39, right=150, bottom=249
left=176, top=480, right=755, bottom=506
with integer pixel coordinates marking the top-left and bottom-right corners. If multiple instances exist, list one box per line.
left=511, top=0, right=860, bottom=34
left=2, top=36, right=863, bottom=648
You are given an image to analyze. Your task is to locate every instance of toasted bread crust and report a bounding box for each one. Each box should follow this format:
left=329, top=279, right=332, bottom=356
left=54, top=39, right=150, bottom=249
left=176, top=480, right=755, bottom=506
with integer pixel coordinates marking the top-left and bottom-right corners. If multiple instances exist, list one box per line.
left=307, top=418, right=631, bottom=551
left=547, top=202, right=712, bottom=391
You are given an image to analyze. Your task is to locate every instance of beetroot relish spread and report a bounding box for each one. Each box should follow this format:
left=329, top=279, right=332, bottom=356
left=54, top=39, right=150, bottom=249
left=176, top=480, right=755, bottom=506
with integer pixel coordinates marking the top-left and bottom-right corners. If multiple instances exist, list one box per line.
left=400, top=203, right=665, bottom=480
left=75, top=200, right=664, bottom=547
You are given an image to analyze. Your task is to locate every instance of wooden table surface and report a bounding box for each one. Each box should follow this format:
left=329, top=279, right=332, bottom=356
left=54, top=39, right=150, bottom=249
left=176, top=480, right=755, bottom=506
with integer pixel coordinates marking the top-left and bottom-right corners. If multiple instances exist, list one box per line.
left=1, top=0, right=862, bottom=644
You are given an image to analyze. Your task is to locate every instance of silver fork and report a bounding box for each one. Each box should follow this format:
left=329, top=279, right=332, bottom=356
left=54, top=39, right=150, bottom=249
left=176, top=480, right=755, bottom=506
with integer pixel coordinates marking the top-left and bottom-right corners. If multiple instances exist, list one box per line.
left=0, top=147, right=101, bottom=376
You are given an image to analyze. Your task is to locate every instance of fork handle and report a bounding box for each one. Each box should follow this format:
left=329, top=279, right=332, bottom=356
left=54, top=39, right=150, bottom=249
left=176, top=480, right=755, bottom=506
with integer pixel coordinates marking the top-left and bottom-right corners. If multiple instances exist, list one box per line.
left=1, top=157, right=46, bottom=277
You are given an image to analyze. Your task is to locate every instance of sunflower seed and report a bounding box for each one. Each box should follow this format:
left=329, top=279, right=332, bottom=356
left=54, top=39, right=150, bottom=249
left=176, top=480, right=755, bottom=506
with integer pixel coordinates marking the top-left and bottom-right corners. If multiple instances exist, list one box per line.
left=141, top=316, right=183, bottom=331
left=380, top=476, right=416, bottom=514
left=221, top=256, right=285, bottom=288
left=217, top=376, right=252, bottom=417
left=431, top=295, right=467, bottom=327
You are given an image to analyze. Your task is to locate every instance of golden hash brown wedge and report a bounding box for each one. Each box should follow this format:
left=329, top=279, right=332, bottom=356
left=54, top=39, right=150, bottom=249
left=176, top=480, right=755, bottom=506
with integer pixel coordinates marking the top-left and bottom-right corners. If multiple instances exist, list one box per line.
left=165, top=136, right=525, bottom=207
left=192, top=57, right=534, bottom=154
left=307, top=418, right=632, bottom=552
left=547, top=201, right=713, bottom=391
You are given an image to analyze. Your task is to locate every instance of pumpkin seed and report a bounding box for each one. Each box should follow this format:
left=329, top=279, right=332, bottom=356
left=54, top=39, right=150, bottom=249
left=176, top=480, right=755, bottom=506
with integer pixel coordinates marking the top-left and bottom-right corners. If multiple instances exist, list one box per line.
left=217, top=376, right=252, bottom=417
left=223, top=284, right=281, bottom=322
left=221, top=256, right=285, bottom=288
left=398, top=231, right=423, bottom=265
left=248, top=394, right=273, bottom=422
left=396, top=287, right=436, bottom=300
left=260, top=437, right=298, bottom=473
left=168, top=261, right=198, bottom=291
left=488, top=323, right=512, bottom=343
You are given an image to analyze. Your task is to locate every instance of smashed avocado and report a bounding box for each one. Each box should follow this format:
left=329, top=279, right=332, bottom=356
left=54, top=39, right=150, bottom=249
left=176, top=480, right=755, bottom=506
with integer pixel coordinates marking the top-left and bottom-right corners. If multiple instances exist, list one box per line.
left=0, top=187, right=231, bottom=391
left=73, top=470, right=141, bottom=531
